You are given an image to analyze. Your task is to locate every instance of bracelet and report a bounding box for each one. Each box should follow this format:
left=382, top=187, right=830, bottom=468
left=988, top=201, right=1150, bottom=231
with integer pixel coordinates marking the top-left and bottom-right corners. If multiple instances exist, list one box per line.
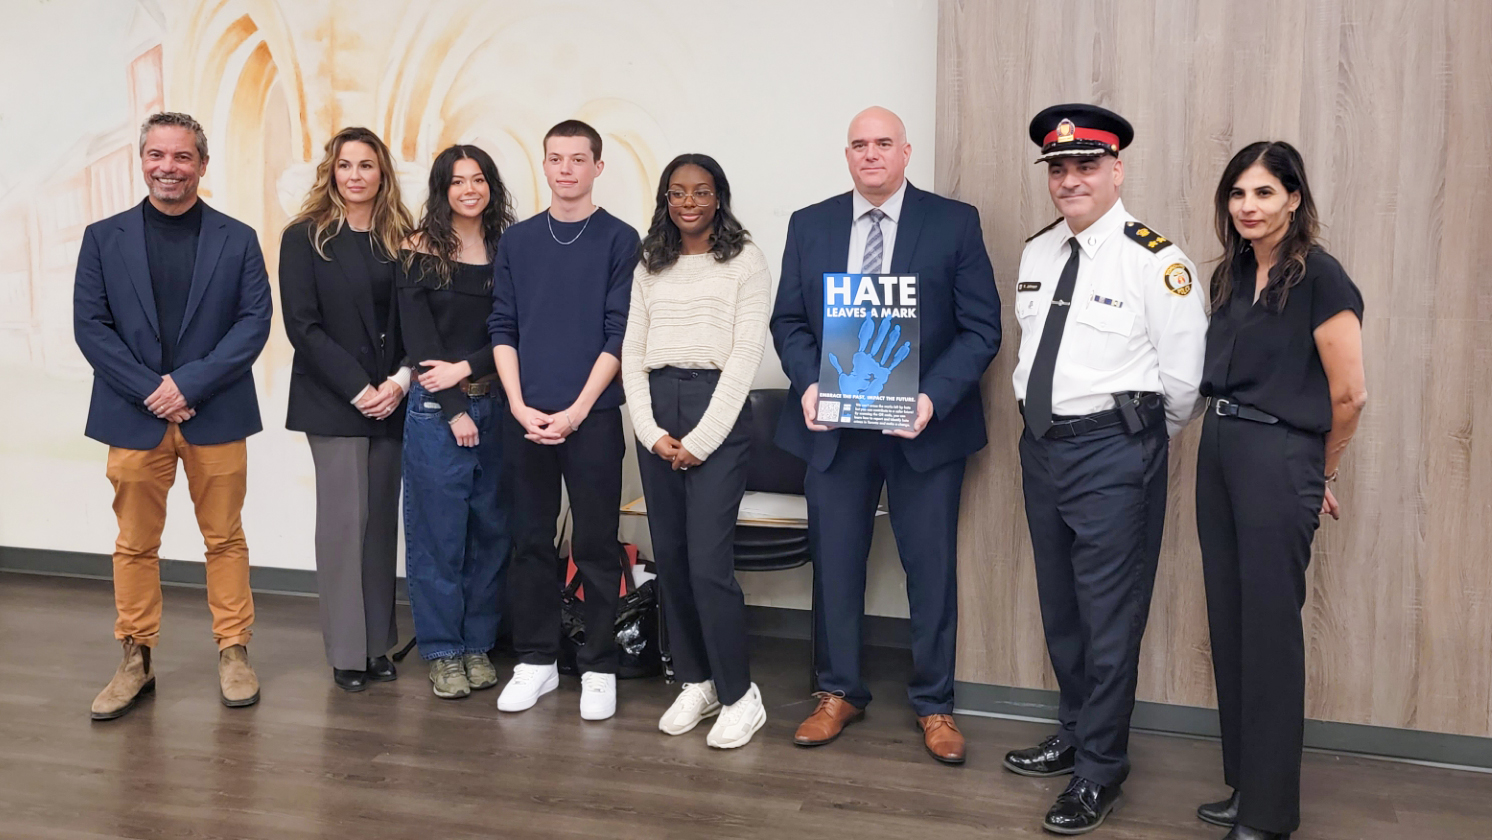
left=448, top=412, right=468, bottom=426
left=564, top=410, right=578, bottom=430
left=1325, top=469, right=1339, bottom=483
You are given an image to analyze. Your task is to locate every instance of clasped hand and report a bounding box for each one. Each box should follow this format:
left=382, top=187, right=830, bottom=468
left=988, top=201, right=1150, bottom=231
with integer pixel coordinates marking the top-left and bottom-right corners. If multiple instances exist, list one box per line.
left=355, top=380, right=405, bottom=420
left=651, top=435, right=702, bottom=471
left=144, top=375, right=193, bottom=423
left=512, top=402, right=587, bottom=445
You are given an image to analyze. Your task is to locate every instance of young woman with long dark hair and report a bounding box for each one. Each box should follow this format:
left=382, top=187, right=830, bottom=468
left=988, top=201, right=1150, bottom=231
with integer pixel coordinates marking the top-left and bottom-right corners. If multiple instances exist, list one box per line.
left=398, top=144, right=516, bottom=699
left=622, top=153, right=771, bottom=747
left=1194, top=141, right=1367, bottom=840
left=280, top=127, right=414, bottom=691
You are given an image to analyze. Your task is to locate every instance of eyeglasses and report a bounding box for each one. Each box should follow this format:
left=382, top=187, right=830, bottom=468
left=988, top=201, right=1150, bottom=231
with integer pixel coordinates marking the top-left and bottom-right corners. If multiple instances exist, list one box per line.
left=666, top=189, right=716, bottom=206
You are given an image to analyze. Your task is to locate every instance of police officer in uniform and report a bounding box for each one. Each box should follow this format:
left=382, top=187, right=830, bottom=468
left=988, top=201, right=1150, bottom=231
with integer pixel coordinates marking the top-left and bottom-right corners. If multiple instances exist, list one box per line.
left=1004, top=104, right=1208, bottom=835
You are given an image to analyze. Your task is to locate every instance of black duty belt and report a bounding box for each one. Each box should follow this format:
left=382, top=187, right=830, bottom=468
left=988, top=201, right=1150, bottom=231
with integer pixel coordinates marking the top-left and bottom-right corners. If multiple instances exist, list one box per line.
left=1022, top=392, right=1165, bottom=439
left=1211, top=397, right=1279, bottom=425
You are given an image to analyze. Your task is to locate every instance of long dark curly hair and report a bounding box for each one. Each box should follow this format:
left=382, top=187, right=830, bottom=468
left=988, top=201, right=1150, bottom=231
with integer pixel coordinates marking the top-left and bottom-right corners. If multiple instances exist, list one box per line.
left=407, top=144, right=515, bottom=288
left=1210, top=140, right=1320, bottom=312
left=641, top=153, right=749, bottom=273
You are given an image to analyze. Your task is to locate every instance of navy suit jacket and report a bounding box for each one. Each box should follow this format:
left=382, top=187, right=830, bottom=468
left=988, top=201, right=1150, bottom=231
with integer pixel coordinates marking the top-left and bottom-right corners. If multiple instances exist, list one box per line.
left=73, top=200, right=272, bottom=450
left=770, top=183, right=1001, bottom=472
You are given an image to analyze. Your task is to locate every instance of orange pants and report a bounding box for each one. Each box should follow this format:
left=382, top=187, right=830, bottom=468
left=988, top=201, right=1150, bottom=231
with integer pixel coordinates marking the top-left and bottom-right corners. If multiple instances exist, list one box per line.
left=105, top=424, right=254, bottom=650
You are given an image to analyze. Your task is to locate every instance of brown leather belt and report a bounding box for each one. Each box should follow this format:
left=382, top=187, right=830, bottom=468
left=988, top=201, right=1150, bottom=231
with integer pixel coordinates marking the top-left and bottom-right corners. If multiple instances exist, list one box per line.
left=460, top=375, right=499, bottom=397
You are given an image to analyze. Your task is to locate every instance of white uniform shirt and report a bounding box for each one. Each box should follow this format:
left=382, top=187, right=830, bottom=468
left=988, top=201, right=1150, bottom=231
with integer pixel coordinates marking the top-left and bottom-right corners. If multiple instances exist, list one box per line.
left=1011, top=199, right=1208, bottom=437
left=846, top=179, right=907, bottom=273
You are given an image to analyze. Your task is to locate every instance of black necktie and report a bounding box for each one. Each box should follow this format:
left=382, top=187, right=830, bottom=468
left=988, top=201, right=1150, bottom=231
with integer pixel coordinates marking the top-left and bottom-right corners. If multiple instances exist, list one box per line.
left=1024, top=238, right=1081, bottom=438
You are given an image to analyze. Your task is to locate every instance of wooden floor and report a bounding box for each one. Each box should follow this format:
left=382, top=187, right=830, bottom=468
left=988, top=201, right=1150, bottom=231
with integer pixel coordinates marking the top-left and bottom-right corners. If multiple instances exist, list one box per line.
left=0, top=573, right=1488, bottom=839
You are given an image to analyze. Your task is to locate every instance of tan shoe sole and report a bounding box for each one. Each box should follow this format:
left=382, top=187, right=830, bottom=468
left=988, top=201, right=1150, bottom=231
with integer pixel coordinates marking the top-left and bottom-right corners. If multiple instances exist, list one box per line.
left=90, top=677, right=155, bottom=721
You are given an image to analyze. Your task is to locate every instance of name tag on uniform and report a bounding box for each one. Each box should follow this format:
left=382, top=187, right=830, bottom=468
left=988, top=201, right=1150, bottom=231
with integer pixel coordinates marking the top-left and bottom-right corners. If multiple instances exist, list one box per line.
left=1018, top=281, right=1041, bottom=292
left=1091, top=294, right=1124, bottom=308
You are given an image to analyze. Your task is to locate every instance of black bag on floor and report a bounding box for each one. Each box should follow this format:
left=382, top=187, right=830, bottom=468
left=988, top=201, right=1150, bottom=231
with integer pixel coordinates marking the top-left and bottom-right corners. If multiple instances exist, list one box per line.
left=558, top=541, right=662, bottom=679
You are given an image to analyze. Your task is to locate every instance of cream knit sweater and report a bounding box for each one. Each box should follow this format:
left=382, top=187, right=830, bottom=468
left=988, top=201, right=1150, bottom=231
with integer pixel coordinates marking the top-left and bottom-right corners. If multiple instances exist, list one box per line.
left=621, top=241, right=772, bottom=459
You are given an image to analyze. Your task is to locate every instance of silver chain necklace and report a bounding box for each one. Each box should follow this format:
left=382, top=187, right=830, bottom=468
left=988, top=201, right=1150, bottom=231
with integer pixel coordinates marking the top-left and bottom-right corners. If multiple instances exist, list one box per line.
left=547, top=209, right=596, bottom=246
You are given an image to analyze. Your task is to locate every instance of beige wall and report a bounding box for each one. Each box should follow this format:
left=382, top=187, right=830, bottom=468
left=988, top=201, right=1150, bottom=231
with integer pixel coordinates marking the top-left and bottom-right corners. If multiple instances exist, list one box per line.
left=939, top=0, right=1492, bottom=737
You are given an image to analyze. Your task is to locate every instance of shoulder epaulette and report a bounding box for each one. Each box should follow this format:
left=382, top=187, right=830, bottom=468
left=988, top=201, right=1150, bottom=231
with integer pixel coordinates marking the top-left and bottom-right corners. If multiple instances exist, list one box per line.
left=1123, top=221, right=1174, bottom=253
left=1025, top=218, right=1063, bottom=243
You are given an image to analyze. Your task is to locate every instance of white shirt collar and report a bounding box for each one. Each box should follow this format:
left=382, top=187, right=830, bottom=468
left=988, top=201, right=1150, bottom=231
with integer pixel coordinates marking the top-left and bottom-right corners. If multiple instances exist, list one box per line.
left=1057, top=197, right=1128, bottom=257
left=852, top=178, right=909, bottom=223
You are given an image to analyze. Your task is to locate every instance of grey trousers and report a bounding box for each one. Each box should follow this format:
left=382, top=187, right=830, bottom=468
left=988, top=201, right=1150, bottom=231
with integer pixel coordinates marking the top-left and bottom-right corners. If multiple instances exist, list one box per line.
left=307, top=434, right=401, bottom=670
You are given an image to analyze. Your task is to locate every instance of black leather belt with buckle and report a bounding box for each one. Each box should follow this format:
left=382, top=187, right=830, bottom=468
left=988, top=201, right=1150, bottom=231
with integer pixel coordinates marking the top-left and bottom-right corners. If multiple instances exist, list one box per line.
left=460, top=380, right=495, bottom=397
left=1211, top=397, right=1279, bottom=424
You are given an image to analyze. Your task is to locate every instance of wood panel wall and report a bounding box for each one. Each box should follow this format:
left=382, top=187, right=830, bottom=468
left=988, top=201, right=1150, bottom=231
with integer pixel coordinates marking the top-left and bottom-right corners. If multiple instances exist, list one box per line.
left=938, top=0, right=1492, bottom=737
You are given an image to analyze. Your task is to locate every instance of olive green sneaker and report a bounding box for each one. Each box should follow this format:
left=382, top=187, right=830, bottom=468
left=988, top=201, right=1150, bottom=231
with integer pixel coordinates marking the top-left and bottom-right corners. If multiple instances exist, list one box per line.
left=429, top=656, right=470, bottom=699
left=462, top=652, right=499, bottom=690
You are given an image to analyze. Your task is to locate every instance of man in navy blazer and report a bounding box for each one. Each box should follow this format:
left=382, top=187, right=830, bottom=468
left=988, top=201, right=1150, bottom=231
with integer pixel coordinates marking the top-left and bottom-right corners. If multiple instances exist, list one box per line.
left=771, top=107, right=1001, bottom=762
left=73, top=112, right=271, bottom=720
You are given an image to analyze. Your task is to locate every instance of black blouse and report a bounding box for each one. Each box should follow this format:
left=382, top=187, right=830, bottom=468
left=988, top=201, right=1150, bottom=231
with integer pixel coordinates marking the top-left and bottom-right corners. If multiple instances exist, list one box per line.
left=1200, top=247, right=1363, bottom=435
left=396, top=251, right=499, bottom=418
left=347, top=230, right=394, bottom=332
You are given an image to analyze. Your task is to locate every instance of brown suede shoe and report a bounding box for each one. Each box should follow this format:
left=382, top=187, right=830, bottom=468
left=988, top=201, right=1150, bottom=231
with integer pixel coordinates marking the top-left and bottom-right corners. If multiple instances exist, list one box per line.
left=218, top=644, right=260, bottom=707
left=793, top=691, right=864, bottom=746
left=918, top=713, right=966, bottom=764
left=91, top=638, right=155, bottom=721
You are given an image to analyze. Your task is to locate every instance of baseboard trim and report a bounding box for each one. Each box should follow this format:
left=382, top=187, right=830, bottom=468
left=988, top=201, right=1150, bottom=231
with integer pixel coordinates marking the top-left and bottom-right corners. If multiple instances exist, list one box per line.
left=5, top=544, right=1489, bottom=769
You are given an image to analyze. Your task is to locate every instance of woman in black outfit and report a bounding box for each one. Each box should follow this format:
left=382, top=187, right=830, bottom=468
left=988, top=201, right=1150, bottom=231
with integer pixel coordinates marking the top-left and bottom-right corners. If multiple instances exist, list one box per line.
left=1195, top=141, right=1367, bottom=840
left=280, top=127, right=413, bottom=691
left=398, top=144, right=515, bottom=699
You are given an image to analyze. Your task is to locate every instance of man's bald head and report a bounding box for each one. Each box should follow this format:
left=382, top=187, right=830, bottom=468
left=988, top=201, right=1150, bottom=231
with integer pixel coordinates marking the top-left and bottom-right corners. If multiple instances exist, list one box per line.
left=848, top=106, right=907, bottom=146
left=845, top=106, right=912, bottom=204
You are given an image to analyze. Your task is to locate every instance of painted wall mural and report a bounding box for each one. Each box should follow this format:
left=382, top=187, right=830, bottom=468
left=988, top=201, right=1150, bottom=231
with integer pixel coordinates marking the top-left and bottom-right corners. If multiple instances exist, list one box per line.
left=0, top=0, right=939, bottom=618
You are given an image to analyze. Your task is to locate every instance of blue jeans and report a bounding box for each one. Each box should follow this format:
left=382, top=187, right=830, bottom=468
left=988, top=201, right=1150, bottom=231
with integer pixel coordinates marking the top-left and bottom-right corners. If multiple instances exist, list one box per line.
left=402, top=383, right=510, bottom=661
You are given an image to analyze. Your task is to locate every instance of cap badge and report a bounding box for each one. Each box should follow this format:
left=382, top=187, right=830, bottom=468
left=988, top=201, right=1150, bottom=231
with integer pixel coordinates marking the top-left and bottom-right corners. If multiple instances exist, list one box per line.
left=1056, top=119, right=1075, bottom=143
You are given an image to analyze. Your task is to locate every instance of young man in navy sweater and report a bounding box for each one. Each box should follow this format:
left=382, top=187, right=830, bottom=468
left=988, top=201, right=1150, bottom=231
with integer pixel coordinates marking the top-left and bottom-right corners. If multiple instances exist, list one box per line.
left=488, top=120, right=639, bottom=721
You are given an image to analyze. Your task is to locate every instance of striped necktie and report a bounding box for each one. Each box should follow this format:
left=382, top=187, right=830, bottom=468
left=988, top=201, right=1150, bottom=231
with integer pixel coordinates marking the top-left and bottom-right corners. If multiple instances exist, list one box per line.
left=862, top=208, right=886, bottom=275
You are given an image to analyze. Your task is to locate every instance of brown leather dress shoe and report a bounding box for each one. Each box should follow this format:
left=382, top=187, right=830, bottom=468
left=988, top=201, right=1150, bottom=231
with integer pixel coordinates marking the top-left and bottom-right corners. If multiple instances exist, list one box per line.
left=793, top=691, right=864, bottom=746
left=918, top=713, right=966, bottom=764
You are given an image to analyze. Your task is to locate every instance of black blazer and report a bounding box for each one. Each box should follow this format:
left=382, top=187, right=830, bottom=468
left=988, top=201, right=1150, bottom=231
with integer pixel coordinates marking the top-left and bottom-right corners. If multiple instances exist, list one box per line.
left=770, top=183, right=1002, bottom=472
left=73, top=201, right=272, bottom=449
left=279, top=220, right=405, bottom=437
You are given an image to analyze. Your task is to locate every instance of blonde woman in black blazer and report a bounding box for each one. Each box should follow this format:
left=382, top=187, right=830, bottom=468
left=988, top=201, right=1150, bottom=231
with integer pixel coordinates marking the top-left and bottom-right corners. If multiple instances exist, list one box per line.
left=280, top=126, right=413, bottom=691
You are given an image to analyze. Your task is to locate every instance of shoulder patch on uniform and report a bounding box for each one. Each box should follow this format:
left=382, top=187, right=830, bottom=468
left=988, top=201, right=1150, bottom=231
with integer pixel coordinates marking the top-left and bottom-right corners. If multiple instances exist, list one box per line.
left=1025, top=218, right=1063, bottom=243
left=1163, top=262, right=1193, bottom=296
left=1123, top=221, right=1173, bottom=253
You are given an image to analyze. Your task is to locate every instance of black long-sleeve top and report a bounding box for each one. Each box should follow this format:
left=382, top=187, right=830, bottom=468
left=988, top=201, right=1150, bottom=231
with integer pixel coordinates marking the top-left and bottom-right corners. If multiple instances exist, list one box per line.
left=397, top=251, right=498, bottom=419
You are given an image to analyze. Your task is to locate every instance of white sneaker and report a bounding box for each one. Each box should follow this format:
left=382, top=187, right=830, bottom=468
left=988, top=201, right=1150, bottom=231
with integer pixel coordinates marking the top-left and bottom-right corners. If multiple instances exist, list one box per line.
left=496, top=662, right=559, bottom=712
left=706, top=683, right=767, bottom=749
left=658, top=681, right=721, bottom=735
left=579, top=671, right=617, bottom=721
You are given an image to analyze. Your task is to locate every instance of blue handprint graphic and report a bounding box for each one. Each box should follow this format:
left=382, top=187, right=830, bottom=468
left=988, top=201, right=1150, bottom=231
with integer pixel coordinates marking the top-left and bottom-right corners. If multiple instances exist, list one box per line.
left=828, top=314, right=912, bottom=408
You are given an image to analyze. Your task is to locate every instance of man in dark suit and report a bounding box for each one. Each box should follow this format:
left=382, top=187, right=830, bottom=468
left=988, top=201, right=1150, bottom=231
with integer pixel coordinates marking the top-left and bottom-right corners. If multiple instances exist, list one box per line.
left=771, top=106, right=1001, bottom=763
left=73, top=112, right=272, bottom=720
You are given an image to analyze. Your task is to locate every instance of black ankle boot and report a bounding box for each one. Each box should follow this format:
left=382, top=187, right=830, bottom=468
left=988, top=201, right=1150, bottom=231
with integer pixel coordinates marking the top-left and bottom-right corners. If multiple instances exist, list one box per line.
left=366, top=656, right=397, bottom=682
left=1198, top=788, right=1239, bottom=827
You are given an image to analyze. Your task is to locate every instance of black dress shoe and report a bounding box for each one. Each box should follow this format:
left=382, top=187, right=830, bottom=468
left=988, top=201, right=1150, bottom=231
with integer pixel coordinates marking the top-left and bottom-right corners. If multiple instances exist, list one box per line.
left=366, top=656, right=397, bottom=682
left=1198, top=788, right=1239, bottom=827
left=333, top=668, right=368, bottom=692
left=1003, top=733, right=1076, bottom=777
left=1222, top=825, right=1289, bottom=840
left=1042, top=776, right=1121, bottom=835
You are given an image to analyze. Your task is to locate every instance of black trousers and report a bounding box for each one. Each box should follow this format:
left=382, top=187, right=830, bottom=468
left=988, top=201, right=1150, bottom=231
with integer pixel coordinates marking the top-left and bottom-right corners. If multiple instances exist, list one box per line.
left=1196, top=410, right=1324, bottom=834
left=505, top=407, right=624, bottom=673
left=1019, top=420, right=1167, bottom=787
left=636, top=368, right=753, bottom=705
left=807, top=429, right=965, bottom=716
